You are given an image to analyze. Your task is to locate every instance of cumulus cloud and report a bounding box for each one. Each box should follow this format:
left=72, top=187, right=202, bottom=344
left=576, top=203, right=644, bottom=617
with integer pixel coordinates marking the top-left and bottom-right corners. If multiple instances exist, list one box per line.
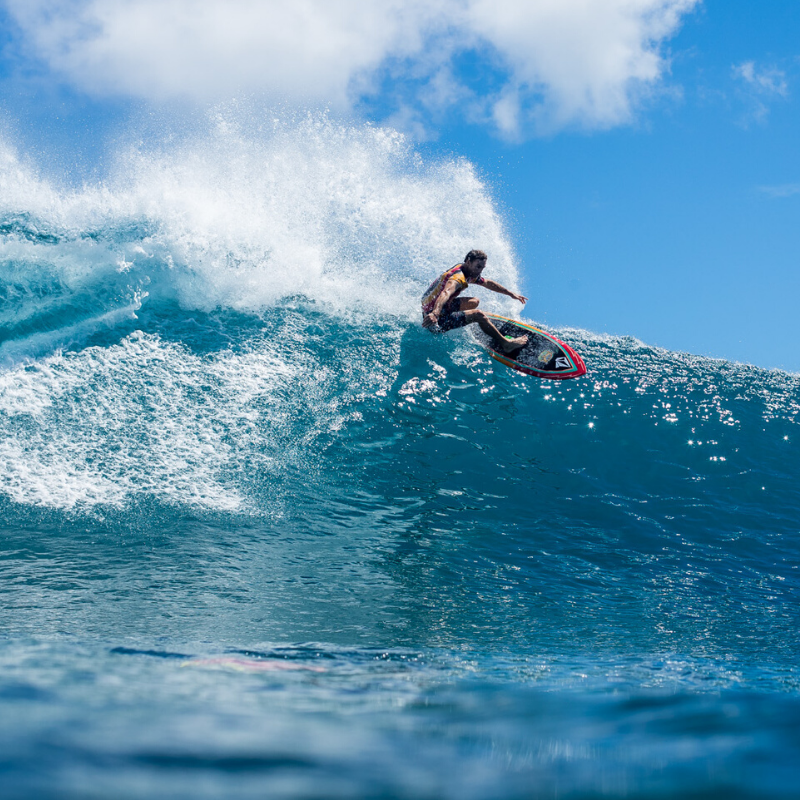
left=3, top=0, right=698, bottom=135
left=466, top=0, right=698, bottom=134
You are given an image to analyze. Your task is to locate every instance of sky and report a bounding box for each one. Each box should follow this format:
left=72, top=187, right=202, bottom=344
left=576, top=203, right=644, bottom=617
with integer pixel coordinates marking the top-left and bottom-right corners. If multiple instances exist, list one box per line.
left=0, top=0, right=798, bottom=371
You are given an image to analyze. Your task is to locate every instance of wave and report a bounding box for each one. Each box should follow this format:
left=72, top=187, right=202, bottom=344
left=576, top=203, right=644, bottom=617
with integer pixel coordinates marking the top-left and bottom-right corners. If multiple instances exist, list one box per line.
left=0, top=116, right=798, bottom=524
left=0, top=294, right=798, bottom=522
left=2, top=310, right=799, bottom=662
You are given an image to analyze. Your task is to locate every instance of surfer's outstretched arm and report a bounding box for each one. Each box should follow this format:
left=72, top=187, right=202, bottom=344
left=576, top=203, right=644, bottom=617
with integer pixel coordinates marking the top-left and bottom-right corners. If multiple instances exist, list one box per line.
left=481, top=279, right=527, bottom=305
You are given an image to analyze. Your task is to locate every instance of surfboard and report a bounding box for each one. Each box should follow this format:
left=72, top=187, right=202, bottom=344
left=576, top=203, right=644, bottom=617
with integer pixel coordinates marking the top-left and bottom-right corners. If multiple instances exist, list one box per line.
left=471, top=313, right=586, bottom=380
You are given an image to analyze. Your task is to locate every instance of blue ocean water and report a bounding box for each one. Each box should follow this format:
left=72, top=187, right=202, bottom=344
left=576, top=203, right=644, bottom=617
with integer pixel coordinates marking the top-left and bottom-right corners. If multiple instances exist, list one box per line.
left=1, top=116, right=799, bottom=799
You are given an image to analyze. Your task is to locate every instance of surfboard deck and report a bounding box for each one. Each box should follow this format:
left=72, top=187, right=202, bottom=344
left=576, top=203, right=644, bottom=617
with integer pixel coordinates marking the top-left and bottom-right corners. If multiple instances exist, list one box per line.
left=471, top=314, right=586, bottom=380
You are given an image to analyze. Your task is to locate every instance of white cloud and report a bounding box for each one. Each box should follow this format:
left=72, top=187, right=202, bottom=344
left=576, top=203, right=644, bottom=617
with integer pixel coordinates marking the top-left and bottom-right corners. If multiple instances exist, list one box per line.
left=733, top=61, right=788, bottom=98
left=467, top=0, right=698, bottom=133
left=731, top=61, right=789, bottom=124
left=5, top=0, right=434, bottom=106
left=4, top=0, right=699, bottom=135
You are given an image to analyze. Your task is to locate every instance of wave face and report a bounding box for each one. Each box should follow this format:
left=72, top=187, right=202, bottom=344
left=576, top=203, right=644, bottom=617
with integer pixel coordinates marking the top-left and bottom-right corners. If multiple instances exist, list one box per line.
left=1, top=116, right=799, bottom=799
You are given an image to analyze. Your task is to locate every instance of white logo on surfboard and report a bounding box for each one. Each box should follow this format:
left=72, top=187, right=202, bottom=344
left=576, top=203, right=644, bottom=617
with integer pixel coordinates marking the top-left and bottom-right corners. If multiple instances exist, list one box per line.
left=555, top=357, right=571, bottom=369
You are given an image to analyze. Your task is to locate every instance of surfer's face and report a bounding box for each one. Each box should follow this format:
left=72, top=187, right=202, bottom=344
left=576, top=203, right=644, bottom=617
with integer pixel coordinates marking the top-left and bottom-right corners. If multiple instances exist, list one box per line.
left=464, top=258, right=486, bottom=279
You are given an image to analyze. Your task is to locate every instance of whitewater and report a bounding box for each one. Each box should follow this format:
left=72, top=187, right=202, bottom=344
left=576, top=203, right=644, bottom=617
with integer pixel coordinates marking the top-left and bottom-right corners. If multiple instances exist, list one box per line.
left=1, top=114, right=799, bottom=799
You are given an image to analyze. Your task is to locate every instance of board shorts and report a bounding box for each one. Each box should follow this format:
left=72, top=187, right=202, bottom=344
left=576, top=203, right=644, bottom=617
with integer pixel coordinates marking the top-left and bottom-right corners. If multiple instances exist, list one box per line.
left=424, top=298, right=469, bottom=332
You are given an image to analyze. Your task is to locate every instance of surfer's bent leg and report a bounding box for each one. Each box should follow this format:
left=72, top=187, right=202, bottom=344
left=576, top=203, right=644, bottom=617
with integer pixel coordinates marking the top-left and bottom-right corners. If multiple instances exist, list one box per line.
left=464, top=309, right=528, bottom=353
left=435, top=296, right=479, bottom=331
left=434, top=298, right=469, bottom=332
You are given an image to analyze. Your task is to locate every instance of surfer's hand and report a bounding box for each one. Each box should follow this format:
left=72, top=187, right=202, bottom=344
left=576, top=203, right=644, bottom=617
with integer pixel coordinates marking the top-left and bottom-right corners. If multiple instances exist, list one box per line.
left=515, top=293, right=528, bottom=305
left=422, top=312, right=438, bottom=329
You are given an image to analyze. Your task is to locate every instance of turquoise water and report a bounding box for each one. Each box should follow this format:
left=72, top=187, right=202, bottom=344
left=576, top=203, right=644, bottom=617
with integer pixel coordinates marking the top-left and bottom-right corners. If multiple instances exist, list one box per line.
left=1, top=117, right=799, bottom=799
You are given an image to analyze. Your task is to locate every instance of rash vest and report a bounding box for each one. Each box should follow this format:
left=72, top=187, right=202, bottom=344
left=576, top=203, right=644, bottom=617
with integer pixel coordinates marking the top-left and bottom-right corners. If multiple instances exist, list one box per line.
left=421, top=264, right=486, bottom=314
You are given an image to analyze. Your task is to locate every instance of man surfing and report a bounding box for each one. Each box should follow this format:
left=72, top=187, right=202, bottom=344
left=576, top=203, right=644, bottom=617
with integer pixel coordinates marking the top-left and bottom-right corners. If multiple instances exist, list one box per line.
left=421, top=250, right=528, bottom=353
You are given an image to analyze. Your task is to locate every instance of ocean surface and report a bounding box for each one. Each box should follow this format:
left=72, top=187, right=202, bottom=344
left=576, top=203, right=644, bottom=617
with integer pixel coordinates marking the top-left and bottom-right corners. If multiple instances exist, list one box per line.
left=1, top=116, right=799, bottom=799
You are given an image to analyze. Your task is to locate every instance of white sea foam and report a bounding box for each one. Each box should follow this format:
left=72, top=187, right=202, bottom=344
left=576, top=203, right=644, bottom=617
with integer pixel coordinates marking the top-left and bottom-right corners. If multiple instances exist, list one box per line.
left=0, top=329, right=316, bottom=510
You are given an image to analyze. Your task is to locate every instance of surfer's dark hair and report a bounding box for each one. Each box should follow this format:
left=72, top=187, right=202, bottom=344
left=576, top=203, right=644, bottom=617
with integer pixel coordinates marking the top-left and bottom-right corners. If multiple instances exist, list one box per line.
left=464, top=249, right=487, bottom=263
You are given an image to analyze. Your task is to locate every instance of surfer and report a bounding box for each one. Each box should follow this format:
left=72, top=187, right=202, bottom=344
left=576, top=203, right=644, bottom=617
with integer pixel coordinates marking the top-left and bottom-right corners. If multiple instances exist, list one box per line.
left=421, top=250, right=528, bottom=352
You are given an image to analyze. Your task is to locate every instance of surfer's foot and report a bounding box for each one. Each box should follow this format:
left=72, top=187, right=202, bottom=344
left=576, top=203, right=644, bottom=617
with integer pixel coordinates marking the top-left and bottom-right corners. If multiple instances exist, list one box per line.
left=501, top=335, right=527, bottom=353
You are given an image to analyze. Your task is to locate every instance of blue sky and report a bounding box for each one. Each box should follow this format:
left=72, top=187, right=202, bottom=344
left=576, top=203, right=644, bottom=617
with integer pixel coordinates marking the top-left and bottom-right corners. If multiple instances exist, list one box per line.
left=0, top=0, right=798, bottom=370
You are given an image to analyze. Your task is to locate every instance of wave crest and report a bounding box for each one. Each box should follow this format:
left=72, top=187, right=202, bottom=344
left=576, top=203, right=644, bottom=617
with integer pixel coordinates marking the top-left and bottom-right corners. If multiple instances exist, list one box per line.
left=1, top=113, right=520, bottom=365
